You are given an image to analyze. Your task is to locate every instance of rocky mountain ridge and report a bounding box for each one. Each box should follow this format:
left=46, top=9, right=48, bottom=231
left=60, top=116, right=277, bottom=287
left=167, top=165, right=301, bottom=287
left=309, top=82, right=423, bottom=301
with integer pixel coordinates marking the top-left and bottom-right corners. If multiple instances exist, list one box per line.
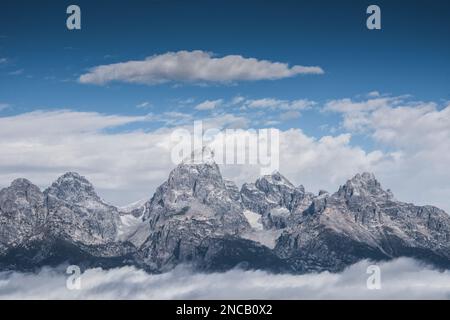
left=1, top=154, right=450, bottom=273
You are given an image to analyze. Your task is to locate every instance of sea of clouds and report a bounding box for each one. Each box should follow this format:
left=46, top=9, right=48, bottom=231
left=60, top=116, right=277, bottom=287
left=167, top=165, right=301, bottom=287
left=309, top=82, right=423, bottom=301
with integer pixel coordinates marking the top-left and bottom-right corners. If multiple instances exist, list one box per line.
left=0, top=258, right=449, bottom=300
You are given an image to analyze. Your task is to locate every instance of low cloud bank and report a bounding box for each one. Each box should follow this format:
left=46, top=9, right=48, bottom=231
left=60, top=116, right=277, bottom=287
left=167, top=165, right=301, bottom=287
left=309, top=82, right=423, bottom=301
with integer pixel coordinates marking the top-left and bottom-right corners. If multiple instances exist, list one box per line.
left=0, top=258, right=449, bottom=300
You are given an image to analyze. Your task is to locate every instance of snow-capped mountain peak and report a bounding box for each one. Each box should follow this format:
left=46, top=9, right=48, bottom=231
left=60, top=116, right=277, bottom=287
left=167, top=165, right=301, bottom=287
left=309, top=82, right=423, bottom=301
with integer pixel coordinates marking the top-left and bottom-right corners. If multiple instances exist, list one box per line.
left=257, top=171, right=295, bottom=188
left=182, top=146, right=216, bottom=166
left=337, top=172, right=393, bottom=200
left=10, top=178, right=35, bottom=189
left=45, top=172, right=101, bottom=203
left=1, top=167, right=450, bottom=274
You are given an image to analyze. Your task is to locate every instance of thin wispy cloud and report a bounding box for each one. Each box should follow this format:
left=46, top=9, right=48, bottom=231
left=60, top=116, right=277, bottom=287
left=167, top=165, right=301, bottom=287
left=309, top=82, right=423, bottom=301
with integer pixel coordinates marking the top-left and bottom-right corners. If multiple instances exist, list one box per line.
left=8, top=69, right=24, bottom=76
left=136, top=101, right=151, bottom=109
left=244, top=98, right=316, bottom=111
left=280, top=110, right=301, bottom=120
left=195, top=99, right=223, bottom=111
left=367, top=91, right=381, bottom=97
left=78, top=50, right=324, bottom=86
left=0, top=103, right=10, bottom=111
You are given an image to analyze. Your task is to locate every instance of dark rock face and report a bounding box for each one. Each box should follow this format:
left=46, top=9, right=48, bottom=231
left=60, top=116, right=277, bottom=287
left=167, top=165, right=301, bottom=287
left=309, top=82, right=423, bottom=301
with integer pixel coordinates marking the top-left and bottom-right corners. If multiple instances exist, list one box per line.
left=0, top=173, right=135, bottom=271
left=137, top=152, right=251, bottom=271
left=44, top=172, right=120, bottom=245
left=0, top=179, right=47, bottom=253
left=274, top=173, right=450, bottom=271
left=241, top=172, right=314, bottom=229
left=1, top=155, right=450, bottom=273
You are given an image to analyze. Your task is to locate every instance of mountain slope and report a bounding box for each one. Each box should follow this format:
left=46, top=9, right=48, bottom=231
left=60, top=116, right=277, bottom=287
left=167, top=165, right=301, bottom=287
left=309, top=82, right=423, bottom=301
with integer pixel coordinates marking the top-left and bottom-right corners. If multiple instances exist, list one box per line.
left=1, top=158, right=450, bottom=273
left=0, top=179, right=47, bottom=255
left=44, top=172, right=121, bottom=245
left=0, top=173, right=137, bottom=270
left=241, top=172, right=314, bottom=229
left=275, top=173, right=450, bottom=271
left=135, top=148, right=260, bottom=271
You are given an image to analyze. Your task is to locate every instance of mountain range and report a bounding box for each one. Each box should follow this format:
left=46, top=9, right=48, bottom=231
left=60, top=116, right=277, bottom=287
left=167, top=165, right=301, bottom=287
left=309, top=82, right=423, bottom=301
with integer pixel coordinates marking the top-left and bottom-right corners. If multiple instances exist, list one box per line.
left=1, top=148, right=450, bottom=273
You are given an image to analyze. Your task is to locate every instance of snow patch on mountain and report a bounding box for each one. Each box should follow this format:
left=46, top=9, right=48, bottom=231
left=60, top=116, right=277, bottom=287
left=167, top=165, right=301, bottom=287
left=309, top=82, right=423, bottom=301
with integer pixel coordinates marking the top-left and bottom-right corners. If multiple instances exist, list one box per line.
left=243, top=210, right=263, bottom=230
left=119, top=199, right=147, bottom=214
left=118, top=213, right=144, bottom=240
left=241, top=229, right=283, bottom=249
left=2, top=153, right=450, bottom=274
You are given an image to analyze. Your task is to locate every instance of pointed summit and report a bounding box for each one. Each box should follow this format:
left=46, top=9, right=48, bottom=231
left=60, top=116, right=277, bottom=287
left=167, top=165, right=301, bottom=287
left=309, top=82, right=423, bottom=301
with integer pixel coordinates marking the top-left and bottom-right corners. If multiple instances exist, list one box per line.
left=43, top=172, right=120, bottom=245
left=169, top=149, right=223, bottom=190
left=2, top=178, right=44, bottom=208
left=3, top=178, right=44, bottom=208
left=352, top=172, right=377, bottom=183
left=2, top=165, right=450, bottom=274
left=144, top=145, right=246, bottom=225
left=10, top=178, right=36, bottom=189
left=257, top=171, right=295, bottom=189
left=241, top=171, right=313, bottom=227
left=55, top=172, right=93, bottom=186
left=162, top=146, right=227, bottom=208
left=337, top=172, right=392, bottom=200
left=45, top=172, right=101, bottom=204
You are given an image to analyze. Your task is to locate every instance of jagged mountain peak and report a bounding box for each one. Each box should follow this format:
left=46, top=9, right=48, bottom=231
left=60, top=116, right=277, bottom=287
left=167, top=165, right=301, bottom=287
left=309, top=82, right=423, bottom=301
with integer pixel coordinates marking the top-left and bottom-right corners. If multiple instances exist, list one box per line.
left=257, top=171, right=295, bottom=188
left=0, top=178, right=47, bottom=252
left=3, top=179, right=44, bottom=205
left=182, top=146, right=216, bottom=166
left=40, top=172, right=121, bottom=246
left=241, top=171, right=313, bottom=229
left=55, top=171, right=91, bottom=184
left=337, top=171, right=391, bottom=200
left=139, top=150, right=250, bottom=264
left=168, top=158, right=224, bottom=189
left=169, top=147, right=224, bottom=190
left=138, top=153, right=226, bottom=223
left=10, top=178, right=38, bottom=190
left=2, top=178, right=43, bottom=203
left=45, top=172, right=101, bottom=203
left=351, top=172, right=378, bottom=183
left=163, top=147, right=229, bottom=199
left=2, top=167, right=450, bottom=274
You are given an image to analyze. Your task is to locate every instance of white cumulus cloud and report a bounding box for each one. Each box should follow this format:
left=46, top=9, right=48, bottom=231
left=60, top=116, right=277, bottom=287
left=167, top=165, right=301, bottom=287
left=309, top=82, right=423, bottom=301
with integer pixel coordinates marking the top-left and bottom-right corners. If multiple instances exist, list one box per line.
left=325, top=95, right=450, bottom=211
left=78, top=50, right=324, bottom=86
left=1, top=100, right=450, bottom=213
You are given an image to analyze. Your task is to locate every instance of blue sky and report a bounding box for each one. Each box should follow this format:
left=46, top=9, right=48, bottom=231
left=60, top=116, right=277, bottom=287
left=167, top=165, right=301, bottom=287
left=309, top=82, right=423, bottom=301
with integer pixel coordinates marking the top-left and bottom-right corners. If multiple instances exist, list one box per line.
left=0, top=0, right=450, bottom=209
left=1, top=0, right=449, bottom=116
